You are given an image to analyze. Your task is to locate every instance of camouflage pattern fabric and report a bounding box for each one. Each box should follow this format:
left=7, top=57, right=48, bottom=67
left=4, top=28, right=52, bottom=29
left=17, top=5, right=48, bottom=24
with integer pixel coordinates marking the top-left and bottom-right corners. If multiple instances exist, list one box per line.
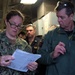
left=0, top=31, right=33, bottom=75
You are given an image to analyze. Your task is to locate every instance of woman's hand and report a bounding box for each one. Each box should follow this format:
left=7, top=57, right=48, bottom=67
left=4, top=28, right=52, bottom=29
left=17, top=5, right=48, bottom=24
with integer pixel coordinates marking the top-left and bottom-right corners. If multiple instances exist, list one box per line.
left=27, top=62, right=38, bottom=71
left=0, top=55, right=14, bottom=66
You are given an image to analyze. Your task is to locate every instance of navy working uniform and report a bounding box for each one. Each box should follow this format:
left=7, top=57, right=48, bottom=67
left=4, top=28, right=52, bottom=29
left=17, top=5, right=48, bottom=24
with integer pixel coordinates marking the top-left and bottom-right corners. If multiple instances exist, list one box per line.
left=0, top=31, right=33, bottom=75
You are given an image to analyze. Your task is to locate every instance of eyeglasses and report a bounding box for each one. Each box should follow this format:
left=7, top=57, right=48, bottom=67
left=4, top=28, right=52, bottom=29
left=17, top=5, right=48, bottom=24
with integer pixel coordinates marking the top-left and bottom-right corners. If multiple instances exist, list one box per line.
left=8, top=21, right=24, bottom=29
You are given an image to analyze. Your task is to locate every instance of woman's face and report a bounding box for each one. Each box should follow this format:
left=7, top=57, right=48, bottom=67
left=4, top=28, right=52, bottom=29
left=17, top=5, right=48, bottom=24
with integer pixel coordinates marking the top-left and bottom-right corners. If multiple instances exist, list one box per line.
left=5, top=15, right=23, bottom=38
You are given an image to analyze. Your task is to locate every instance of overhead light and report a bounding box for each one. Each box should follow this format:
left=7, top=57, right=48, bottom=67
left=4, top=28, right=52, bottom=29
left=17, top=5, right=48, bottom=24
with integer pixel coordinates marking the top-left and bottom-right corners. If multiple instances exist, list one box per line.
left=20, top=0, right=37, bottom=4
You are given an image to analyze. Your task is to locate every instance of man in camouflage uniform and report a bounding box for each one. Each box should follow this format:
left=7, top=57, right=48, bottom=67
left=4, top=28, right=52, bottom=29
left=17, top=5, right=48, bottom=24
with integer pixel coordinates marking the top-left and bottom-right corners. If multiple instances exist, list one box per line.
left=0, top=10, right=38, bottom=75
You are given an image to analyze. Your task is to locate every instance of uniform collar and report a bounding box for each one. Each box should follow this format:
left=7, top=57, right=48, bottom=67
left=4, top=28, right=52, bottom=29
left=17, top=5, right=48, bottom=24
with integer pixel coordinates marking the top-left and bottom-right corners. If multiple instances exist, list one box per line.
left=57, top=26, right=75, bottom=34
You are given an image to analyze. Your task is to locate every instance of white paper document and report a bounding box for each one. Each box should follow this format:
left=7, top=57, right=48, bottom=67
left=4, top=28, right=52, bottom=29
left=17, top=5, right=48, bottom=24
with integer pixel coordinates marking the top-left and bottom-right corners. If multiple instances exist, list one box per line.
left=7, top=49, right=41, bottom=72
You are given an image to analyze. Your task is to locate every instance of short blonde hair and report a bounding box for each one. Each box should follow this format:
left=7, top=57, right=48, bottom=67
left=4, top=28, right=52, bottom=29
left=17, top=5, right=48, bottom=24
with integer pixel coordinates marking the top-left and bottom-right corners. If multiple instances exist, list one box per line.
left=25, top=24, right=36, bottom=30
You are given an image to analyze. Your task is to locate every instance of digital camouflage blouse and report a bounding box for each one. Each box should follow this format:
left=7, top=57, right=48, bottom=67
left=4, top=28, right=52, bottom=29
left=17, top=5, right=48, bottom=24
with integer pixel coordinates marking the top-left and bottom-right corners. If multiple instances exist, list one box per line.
left=0, top=31, right=33, bottom=75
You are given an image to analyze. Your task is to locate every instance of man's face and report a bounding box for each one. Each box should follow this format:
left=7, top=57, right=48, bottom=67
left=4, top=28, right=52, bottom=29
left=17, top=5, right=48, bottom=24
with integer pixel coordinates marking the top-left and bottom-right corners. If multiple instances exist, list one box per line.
left=26, top=26, right=35, bottom=38
left=5, top=15, right=23, bottom=37
left=56, top=8, right=73, bottom=30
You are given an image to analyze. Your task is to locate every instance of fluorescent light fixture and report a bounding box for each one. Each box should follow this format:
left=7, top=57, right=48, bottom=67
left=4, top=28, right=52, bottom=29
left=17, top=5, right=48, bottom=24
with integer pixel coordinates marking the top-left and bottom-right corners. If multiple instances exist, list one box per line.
left=20, top=0, right=37, bottom=4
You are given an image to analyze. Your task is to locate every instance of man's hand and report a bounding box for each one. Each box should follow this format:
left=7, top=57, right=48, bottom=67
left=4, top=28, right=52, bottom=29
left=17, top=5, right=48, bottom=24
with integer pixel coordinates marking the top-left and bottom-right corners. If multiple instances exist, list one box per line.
left=0, top=55, right=14, bottom=66
left=52, top=42, right=66, bottom=58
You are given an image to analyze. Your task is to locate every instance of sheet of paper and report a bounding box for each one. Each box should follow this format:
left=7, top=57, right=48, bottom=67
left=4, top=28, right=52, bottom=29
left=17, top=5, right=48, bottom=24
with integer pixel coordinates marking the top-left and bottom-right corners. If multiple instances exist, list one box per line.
left=7, top=49, right=41, bottom=72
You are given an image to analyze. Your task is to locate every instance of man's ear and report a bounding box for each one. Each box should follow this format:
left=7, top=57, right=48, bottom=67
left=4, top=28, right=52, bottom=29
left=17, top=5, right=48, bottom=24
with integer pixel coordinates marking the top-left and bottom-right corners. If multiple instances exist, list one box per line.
left=70, top=14, right=74, bottom=20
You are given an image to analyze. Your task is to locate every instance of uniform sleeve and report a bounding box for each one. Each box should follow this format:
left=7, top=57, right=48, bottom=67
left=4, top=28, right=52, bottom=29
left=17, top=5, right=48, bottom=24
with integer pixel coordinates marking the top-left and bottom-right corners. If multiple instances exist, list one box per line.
left=23, top=40, right=32, bottom=53
left=24, top=43, right=32, bottom=53
left=17, top=38, right=32, bottom=53
left=37, top=31, right=56, bottom=65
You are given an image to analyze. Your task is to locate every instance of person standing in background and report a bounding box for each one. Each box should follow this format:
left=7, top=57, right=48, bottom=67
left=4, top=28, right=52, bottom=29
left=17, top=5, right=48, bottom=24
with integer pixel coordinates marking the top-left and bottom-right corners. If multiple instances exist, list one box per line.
left=18, top=31, right=26, bottom=40
left=25, top=24, right=42, bottom=54
left=0, top=10, right=38, bottom=75
left=25, top=24, right=46, bottom=75
left=38, top=1, right=75, bottom=75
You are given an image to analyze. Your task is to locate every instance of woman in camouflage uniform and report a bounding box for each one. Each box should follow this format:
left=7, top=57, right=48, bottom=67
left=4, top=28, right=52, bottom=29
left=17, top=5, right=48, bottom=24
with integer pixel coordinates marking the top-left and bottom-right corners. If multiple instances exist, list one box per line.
left=0, top=10, right=38, bottom=75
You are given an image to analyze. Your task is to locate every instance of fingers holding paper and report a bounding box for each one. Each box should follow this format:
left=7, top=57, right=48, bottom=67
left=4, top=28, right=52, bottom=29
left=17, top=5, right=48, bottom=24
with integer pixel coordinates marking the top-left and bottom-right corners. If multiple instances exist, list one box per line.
left=27, top=62, right=38, bottom=71
left=0, top=55, right=14, bottom=66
